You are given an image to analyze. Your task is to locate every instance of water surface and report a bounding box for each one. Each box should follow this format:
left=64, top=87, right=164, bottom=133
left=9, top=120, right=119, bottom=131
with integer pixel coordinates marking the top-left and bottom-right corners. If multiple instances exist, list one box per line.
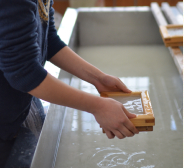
left=54, top=45, right=183, bottom=168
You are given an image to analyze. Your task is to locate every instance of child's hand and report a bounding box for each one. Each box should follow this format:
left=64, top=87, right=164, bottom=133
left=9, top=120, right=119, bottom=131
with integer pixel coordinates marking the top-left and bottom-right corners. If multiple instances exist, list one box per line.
left=94, top=74, right=131, bottom=94
left=93, top=97, right=139, bottom=139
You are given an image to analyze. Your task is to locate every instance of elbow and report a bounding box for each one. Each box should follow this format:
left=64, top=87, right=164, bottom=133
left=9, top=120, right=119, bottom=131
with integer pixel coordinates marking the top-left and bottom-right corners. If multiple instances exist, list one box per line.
left=3, top=62, right=48, bottom=93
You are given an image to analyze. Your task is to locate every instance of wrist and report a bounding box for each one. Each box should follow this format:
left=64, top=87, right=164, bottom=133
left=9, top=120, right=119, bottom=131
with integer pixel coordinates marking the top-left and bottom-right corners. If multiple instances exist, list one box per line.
left=87, top=96, right=106, bottom=115
left=89, top=71, right=106, bottom=87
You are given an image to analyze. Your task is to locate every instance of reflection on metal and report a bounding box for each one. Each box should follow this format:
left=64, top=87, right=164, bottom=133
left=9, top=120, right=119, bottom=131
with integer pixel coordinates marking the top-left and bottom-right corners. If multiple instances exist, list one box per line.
left=57, top=8, right=78, bottom=45
left=170, top=115, right=177, bottom=131
left=80, top=80, right=99, bottom=95
left=71, top=110, right=79, bottom=131
left=81, top=112, right=102, bottom=132
left=71, top=107, right=102, bottom=133
left=41, top=62, right=60, bottom=113
left=171, top=7, right=183, bottom=25
left=80, top=77, right=150, bottom=95
left=119, top=77, right=150, bottom=91
left=41, top=8, right=78, bottom=113
left=173, top=98, right=183, bottom=121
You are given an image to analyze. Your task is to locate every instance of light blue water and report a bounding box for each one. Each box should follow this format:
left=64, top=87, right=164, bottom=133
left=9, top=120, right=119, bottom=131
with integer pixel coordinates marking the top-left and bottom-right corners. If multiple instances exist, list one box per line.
left=54, top=46, right=183, bottom=168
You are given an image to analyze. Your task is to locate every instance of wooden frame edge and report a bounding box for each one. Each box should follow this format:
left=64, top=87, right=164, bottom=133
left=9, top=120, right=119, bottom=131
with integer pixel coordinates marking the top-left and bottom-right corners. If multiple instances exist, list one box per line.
left=159, top=24, right=183, bottom=46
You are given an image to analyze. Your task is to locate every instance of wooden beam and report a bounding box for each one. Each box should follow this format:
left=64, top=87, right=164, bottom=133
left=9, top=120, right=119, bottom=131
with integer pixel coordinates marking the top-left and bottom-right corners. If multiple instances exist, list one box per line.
left=164, top=3, right=183, bottom=79
left=168, top=47, right=183, bottom=77
left=159, top=24, right=183, bottom=46
left=161, top=2, right=180, bottom=24
left=176, top=2, right=183, bottom=15
left=151, top=2, right=183, bottom=80
left=164, top=42, right=183, bottom=47
left=53, top=1, right=70, bottom=16
left=151, top=2, right=168, bottom=26
left=116, top=0, right=134, bottom=6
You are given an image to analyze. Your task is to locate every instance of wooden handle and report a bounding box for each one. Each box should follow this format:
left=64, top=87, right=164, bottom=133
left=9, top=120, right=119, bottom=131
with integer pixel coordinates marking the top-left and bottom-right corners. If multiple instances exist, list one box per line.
left=102, top=126, right=153, bottom=133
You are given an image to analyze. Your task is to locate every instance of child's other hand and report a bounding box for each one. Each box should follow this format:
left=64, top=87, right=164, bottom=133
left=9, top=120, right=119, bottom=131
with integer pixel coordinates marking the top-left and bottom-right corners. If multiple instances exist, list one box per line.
left=93, top=97, right=139, bottom=139
left=94, top=74, right=131, bottom=94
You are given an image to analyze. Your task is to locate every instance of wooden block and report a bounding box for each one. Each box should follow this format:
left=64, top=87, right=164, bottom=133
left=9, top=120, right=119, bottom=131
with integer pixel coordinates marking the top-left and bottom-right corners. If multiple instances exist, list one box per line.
left=100, top=91, right=155, bottom=132
left=159, top=24, right=183, bottom=45
left=116, top=0, right=134, bottom=6
left=102, top=126, right=153, bottom=134
left=151, top=2, right=168, bottom=26
left=53, top=1, right=70, bottom=16
left=161, top=2, right=180, bottom=24
left=136, top=126, right=153, bottom=131
left=164, top=42, right=183, bottom=47
left=151, top=2, right=183, bottom=79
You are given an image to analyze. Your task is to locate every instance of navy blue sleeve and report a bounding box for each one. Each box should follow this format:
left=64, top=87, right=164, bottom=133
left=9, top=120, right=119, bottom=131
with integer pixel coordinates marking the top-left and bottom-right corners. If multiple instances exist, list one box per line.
left=0, top=0, right=47, bottom=92
left=47, top=0, right=67, bottom=61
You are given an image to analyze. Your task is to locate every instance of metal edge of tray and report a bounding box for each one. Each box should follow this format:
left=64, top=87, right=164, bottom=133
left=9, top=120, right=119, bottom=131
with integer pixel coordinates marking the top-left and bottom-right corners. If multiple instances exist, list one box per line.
left=31, top=6, right=161, bottom=168
left=151, top=2, right=183, bottom=80
left=30, top=8, right=78, bottom=168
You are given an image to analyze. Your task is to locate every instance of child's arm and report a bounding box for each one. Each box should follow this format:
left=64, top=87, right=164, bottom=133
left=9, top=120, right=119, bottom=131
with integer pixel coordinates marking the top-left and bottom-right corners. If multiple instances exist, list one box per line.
left=28, top=72, right=139, bottom=139
left=49, top=46, right=131, bottom=94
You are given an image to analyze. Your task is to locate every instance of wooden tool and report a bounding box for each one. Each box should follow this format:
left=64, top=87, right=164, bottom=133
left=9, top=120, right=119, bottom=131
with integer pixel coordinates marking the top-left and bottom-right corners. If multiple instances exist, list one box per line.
left=159, top=24, right=183, bottom=47
left=151, top=2, right=183, bottom=80
left=100, top=91, right=155, bottom=132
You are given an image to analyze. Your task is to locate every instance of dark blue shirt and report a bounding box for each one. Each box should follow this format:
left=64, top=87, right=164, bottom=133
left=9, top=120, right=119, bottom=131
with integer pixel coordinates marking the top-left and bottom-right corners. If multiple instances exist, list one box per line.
left=0, top=0, right=66, bottom=140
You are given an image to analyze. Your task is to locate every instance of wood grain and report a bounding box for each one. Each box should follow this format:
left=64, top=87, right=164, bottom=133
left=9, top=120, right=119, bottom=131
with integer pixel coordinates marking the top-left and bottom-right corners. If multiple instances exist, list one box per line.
left=53, top=1, right=70, bottom=15
left=159, top=25, right=183, bottom=45
left=151, top=2, right=183, bottom=79
left=102, top=126, right=153, bottom=133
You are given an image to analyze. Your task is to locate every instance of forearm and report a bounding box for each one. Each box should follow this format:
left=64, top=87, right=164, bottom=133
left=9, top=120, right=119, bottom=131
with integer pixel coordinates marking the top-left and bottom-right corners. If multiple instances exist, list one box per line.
left=49, top=46, right=104, bottom=86
left=28, top=73, right=138, bottom=139
left=28, top=73, right=102, bottom=113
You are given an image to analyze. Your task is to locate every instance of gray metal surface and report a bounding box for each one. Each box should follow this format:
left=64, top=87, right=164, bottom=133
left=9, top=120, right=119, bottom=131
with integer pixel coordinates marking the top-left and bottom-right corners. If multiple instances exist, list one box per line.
left=151, top=2, right=167, bottom=26
left=31, top=8, right=77, bottom=168
left=77, top=7, right=163, bottom=46
left=170, top=6, right=183, bottom=24
left=176, top=2, right=183, bottom=15
left=162, top=2, right=180, bottom=24
left=31, top=7, right=183, bottom=168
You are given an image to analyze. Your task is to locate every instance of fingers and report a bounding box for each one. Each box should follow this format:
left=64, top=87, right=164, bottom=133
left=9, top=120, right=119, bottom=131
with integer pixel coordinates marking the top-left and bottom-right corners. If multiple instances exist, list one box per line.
left=122, top=106, right=139, bottom=134
left=102, top=107, right=139, bottom=139
left=122, top=105, right=137, bottom=119
left=104, top=129, right=115, bottom=139
left=104, top=129, right=126, bottom=139
left=112, top=130, right=126, bottom=139
left=116, top=78, right=132, bottom=93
